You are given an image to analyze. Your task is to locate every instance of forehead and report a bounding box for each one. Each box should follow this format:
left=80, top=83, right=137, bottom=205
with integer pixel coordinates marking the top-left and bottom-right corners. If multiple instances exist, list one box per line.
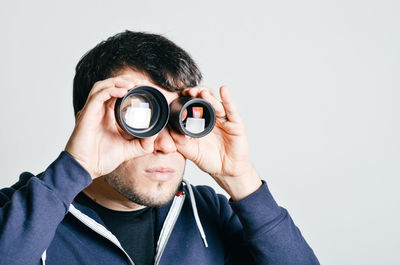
left=114, top=67, right=179, bottom=103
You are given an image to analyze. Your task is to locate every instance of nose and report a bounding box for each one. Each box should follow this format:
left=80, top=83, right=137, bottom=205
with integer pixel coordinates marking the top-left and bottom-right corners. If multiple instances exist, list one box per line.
left=153, top=127, right=177, bottom=154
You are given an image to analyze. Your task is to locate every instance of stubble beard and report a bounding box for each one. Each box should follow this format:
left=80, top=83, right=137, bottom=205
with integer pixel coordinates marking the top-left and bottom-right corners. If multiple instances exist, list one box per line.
left=103, top=170, right=184, bottom=207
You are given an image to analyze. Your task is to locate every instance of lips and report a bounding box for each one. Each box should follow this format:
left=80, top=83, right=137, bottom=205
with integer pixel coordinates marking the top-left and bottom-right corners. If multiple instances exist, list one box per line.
left=144, top=167, right=175, bottom=181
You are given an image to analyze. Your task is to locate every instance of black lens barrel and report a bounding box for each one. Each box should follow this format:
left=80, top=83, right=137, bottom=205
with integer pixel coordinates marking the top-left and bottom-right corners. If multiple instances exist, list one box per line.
left=115, top=86, right=216, bottom=138
left=115, top=86, right=170, bottom=138
left=169, top=96, right=216, bottom=138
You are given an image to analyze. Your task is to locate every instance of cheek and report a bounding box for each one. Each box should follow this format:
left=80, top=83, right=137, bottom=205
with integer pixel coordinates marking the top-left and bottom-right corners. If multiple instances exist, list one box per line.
left=122, top=153, right=153, bottom=167
left=171, top=153, right=186, bottom=171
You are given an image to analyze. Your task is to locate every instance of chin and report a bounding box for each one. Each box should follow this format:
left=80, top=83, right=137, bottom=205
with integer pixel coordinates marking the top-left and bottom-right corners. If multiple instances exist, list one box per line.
left=104, top=172, right=183, bottom=207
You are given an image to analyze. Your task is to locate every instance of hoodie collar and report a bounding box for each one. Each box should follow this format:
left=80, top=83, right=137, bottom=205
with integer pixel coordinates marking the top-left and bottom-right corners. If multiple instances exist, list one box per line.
left=70, top=179, right=208, bottom=248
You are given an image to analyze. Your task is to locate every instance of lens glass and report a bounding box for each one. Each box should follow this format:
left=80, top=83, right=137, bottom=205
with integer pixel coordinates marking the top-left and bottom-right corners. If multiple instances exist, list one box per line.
left=181, top=104, right=207, bottom=134
left=121, top=94, right=153, bottom=129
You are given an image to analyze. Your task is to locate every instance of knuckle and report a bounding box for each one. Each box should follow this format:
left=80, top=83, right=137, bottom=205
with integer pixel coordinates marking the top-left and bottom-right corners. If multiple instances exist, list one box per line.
left=93, top=80, right=102, bottom=88
left=113, top=76, right=123, bottom=83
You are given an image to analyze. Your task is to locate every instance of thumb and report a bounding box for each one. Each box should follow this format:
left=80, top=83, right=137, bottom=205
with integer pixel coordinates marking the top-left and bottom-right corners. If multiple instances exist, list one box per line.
left=170, top=130, right=198, bottom=161
left=140, top=135, right=157, bottom=153
left=123, top=135, right=157, bottom=160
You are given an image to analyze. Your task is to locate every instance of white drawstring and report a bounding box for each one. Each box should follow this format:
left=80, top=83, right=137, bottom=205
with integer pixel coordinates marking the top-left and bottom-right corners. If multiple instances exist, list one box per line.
left=182, top=179, right=208, bottom=248
left=41, top=249, right=47, bottom=265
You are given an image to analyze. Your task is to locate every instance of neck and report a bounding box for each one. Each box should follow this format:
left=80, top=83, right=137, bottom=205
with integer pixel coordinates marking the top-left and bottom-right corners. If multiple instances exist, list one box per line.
left=82, top=177, right=146, bottom=211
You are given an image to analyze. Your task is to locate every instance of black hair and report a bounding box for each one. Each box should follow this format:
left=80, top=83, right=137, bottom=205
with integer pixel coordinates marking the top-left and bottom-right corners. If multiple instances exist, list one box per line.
left=73, top=31, right=202, bottom=115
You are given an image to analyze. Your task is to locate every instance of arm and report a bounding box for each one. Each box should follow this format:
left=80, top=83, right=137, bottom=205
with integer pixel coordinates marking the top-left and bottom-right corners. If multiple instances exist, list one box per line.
left=0, top=152, right=91, bottom=265
left=226, top=181, right=319, bottom=264
left=0, top=75, right=156, bottom=264
left=171, top=85, right=320, bottom=264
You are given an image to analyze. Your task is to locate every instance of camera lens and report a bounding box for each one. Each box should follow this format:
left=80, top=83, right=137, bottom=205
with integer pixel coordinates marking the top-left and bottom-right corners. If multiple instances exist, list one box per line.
left=115, top=86, right=169, bottom=138
left=169, top=97, right=216, bottom=138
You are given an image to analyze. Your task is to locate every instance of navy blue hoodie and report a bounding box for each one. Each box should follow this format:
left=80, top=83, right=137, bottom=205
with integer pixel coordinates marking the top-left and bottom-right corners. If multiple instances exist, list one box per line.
left=0, top=152, right=320, bottom=264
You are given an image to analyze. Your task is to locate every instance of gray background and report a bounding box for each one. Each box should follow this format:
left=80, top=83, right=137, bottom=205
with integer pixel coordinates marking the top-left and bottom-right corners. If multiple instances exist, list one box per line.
left=0, top=0, right=399, bottom=264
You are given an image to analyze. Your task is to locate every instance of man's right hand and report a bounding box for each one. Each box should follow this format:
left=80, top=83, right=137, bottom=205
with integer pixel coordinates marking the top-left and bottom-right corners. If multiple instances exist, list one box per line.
left=65, top=76, right=157, bottom=179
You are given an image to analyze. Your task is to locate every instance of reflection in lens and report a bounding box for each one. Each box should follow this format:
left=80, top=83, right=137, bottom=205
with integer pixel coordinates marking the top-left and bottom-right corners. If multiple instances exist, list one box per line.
left=183, top=105, right=205, bottom=134
left=121, top=94, right=152, bottom=129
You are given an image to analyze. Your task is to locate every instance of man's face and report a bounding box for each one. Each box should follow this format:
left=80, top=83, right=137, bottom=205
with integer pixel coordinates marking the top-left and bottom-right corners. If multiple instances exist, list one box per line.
left=103, top=68, right=186, bottom=207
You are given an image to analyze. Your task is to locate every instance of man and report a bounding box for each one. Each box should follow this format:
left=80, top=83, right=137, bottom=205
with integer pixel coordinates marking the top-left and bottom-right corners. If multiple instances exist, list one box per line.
left=0, top=31, right=320, bottom=265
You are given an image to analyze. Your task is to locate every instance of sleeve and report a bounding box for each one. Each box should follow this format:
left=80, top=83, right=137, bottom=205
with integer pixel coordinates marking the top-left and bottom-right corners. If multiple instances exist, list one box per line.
left=220, top=180, right=320, bottom=265
left=0, top=151, right=92, bottom=265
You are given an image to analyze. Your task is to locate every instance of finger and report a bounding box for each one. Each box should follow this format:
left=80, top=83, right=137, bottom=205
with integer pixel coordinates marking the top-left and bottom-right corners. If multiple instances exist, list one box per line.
left=88, top=78, right=130, bottom=97
left=104, top=97, right=120, bottom=126
left=199, top=89, right=226, bottom=118
left=169, top=130, right=198, bottom=161
left=181, top=87, right=201, bottom=98
left=113, top=78, right=136, bottom=88
left=140, top=134, right=158, bottom=153
left=195, top=86, right=218, bottom=98
left=89, top=75, right=141, bottom=96
left=180, top=88, right=190, bottom=96
left=203, top=86, right=218, bottom=98
left=124, top=135, right=157, bottom=160
left=182, top=86, right=218, bottom=98
left=105, top=97, right=118, bottom=111
left=220, top=86, right=241, bottom=123
left=86, top=86, right=128, bottom=115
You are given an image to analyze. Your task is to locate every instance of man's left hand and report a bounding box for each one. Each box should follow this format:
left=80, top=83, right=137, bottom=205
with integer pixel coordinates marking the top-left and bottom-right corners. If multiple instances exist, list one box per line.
left=170, top=85, right=262, bottom=201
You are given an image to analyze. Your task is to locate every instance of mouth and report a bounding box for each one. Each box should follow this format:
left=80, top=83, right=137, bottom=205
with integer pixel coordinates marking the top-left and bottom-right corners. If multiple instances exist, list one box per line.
left=144, top=167, right=176, bottom=182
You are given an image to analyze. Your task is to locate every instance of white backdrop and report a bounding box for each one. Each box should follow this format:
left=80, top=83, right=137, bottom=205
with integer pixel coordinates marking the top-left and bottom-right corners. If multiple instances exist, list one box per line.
left=0, top=1, right=399, bottom=264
